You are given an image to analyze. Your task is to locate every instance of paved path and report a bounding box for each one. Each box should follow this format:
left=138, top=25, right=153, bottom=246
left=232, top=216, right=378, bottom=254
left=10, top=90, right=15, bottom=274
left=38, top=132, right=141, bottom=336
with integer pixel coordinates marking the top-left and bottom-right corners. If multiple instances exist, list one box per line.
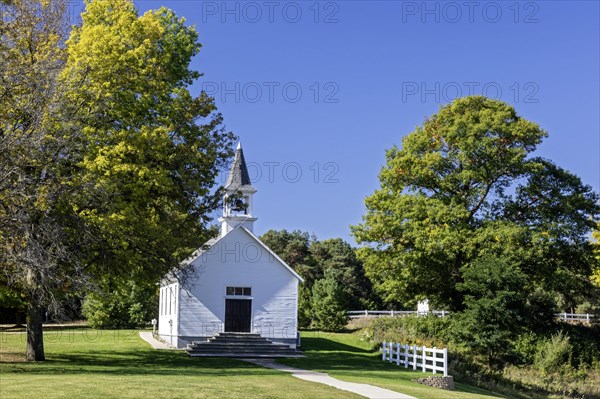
left=244, top=359, right=417, bottom=399
left=139, top=331, right=176, bottom=350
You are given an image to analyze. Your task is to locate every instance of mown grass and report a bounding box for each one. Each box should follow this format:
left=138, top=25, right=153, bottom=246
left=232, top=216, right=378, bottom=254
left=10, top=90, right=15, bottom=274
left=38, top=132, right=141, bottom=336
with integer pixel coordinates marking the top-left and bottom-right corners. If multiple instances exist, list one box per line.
left=0, top=327, right=528, bottom=399
left=280, top=331, right=507, bottom=399
left=0, top=327, right=361, bottom=399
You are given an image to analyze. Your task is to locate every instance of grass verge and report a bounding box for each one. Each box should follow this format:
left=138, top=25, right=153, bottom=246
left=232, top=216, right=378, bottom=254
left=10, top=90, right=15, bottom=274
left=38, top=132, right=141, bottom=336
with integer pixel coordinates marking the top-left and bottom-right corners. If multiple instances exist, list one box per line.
left=280, top=331, right=509, bottom=399
left=0, top=327, right=360, bottom=399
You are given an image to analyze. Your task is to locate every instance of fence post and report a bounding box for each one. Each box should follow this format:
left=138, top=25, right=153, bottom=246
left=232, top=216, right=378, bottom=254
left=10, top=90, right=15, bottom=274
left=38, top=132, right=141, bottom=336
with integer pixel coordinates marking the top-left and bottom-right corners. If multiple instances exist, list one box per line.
left=382, top=341, right=386, bottom=361
left=391, top=310, right=395, bottom=317
left=365, top=310, right=368, bottom=317
left=587, top=313, right=590, bottom=322
left=386, top=341, right=390, bottom=361
left=396, top=343, right=401, bottom=365
left=404, top=344, right=409, bottom=368
left=412, top=345, right=417, bottom=370
left=432, top=347, right=436, bottom=374
left=422, top=346, right=427, bottom=372
left=443, top=348, right=448, bottom=377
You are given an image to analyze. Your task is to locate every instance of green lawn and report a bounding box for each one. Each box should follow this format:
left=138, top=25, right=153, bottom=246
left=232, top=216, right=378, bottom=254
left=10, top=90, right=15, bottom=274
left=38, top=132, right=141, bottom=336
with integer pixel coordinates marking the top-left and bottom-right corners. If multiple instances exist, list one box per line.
left=281, top=331, right=506, bottom=399
left=1, top=327, right=507, bottom=399
left=0, top=327, right=360, bottom=399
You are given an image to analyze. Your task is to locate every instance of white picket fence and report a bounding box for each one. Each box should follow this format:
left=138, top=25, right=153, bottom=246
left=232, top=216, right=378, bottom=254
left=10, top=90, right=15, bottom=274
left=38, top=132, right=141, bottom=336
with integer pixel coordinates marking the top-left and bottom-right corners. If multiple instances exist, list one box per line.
left=348, top=310, right=450, bottom=319
left=555, top=313, right=595, bottom=323
left=381, top=341, right=448, bottom=377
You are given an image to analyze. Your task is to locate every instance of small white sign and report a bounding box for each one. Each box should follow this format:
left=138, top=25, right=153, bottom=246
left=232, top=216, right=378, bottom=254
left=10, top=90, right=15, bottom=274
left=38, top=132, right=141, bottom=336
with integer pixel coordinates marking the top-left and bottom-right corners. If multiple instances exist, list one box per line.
left=417, top=299, right=430, bottom=314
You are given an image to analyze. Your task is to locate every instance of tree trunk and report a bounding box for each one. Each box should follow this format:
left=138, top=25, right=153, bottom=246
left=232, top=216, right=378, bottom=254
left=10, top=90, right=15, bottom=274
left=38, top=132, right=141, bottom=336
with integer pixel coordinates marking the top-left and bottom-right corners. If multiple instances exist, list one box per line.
left=26, top=302, right=45, bottom=361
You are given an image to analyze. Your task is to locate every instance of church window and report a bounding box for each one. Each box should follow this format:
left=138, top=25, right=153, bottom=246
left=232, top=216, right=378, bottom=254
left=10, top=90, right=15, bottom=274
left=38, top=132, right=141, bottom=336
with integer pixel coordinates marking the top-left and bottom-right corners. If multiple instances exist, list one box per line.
left=226, top=286, right=252, bottom=296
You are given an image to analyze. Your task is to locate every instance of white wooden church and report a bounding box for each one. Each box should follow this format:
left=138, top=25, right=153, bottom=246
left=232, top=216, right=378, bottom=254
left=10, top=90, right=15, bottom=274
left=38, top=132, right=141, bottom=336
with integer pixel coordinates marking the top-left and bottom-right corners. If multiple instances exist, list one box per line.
left=158, top=143, right=303, bottom=350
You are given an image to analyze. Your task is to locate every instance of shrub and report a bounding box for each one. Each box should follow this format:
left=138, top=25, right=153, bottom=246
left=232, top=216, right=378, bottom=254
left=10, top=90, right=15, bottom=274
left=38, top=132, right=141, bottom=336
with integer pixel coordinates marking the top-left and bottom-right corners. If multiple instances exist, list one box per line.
left=310, top=268, right=349, bottom=331
left=510, top=331, right=539, bottom=365
left=575, top=301, right=598, bottom=315
left=82, top=280, right=158, bottom=329
left=534, top=331, right=572, bottom=374
left=298, top=285, right=313, bottom=328
left=365, top=315, right=452, bottom=348
left=556, top=323, right=600, bottom=367
left=453, top=255, right=527, bottom=366
left=524, top=287, right=558, bottom=333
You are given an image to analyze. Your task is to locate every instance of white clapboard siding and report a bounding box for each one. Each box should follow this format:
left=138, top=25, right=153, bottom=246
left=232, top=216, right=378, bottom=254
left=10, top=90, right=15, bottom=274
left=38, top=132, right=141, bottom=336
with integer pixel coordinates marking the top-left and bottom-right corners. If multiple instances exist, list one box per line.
left=382, top=341, right=448, bottom=377
left=157, top=282, right=180, bottom=347
left=161, top=227, right=300, bottom=347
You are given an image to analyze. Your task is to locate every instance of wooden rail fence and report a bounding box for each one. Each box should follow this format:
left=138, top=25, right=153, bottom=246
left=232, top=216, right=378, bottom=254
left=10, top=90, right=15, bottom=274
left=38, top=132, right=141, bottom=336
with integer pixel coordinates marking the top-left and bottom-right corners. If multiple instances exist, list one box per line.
left=348, top=310, right=450, bottom=318
left=382, top=341, right=448, bottom=376
left=350, top=310, right=595, bottom=323
left=555, top=313, right=595, bottom=323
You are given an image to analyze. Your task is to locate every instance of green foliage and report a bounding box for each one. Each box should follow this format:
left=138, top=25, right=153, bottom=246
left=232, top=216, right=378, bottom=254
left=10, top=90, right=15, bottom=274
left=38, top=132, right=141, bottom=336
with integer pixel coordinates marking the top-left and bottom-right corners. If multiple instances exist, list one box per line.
left=555, top=323, right=600, bottom=367
left=523, top=287, right=558, bottom=333
left=310, top=269, right=349, bottom=331
left=592, top=225, right=600, bottom=287
left=260, top=230, right=318, bottom=284
left=311, top=238, right=379, bottom=310
left=82, top=280, right=158, bottom=329
left=297, top=285, right=313, bottom=328
left=510, top=332, right=539, bottom=365
left=575, top=301, right=598, bottom=315
left=0, top=0, right=88, bottom=360
left=1, top=0, right=234, bottom=360
left=533, top=331, right=572, bottom=374
left=0, top=284, right=25, bottom=310
left=61, top=0, right=235, bottom=281
left=453, top=256, right=527, bottom=365
left=260, top=230, right=380, bottom=328
left=364, top=315, right=452, bottom=348
left=352, top=96, right=600, bottom=312
left=362, top=313, right=600, bottom=397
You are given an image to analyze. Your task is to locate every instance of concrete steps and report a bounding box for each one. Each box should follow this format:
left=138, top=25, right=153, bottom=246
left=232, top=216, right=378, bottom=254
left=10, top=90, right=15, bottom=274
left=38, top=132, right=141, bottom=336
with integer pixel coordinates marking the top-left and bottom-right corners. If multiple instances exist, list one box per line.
left=186, top=332, right=303, bottom=358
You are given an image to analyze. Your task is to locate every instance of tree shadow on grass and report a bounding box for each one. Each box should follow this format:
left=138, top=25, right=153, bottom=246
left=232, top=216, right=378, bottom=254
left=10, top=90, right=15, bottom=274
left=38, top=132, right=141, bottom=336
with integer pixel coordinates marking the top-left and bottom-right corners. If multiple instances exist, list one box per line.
left=3, top=348, right=285, bottom=377
left=298, top=336, right=373, bottom=354
left=284, top=336, right=393, bottom=373
left=283, top=335, right=515, bottom=398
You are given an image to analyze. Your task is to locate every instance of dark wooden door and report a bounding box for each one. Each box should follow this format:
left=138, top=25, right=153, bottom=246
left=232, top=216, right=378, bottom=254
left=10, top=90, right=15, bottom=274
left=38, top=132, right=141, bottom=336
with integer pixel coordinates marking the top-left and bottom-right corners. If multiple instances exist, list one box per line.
left=225, top=299, right=251, bottom=332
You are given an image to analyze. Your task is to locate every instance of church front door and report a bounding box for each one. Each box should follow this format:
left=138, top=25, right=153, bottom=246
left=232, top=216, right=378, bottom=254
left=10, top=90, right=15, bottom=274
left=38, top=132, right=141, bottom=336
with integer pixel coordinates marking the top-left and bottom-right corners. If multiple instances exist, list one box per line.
left=224, top=299, right=252, bottom=332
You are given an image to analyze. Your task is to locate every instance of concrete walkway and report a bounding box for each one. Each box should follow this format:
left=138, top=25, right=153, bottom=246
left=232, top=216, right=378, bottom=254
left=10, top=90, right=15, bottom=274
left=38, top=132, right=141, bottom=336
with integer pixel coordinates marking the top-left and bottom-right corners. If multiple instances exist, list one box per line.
left=139, top=331, right=176, bottom=350
left=244, top=359, right=417, bottom=399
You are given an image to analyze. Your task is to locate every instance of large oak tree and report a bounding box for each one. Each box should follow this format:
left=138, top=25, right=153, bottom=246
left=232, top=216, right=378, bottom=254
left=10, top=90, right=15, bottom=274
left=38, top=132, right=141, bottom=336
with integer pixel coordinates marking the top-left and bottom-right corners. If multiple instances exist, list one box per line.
left=352, top=96, right=599, bottom=311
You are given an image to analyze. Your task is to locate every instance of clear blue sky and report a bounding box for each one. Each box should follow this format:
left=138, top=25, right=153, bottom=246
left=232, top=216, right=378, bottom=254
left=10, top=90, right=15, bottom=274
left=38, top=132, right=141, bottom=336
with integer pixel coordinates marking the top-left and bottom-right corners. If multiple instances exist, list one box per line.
left=73, top=1, right=600, bottom=243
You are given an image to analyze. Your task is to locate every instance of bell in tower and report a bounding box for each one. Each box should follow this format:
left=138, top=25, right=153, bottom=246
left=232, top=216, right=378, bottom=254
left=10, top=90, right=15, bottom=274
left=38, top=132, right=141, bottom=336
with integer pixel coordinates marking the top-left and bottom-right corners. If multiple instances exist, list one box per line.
left=218, top=142, right=257, bottom=237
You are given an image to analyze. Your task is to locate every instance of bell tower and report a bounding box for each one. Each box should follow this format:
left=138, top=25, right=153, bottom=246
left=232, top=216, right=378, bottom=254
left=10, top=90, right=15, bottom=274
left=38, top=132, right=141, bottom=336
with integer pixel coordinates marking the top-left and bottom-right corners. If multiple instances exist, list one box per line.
left=219, top=142, right=257, bottom=237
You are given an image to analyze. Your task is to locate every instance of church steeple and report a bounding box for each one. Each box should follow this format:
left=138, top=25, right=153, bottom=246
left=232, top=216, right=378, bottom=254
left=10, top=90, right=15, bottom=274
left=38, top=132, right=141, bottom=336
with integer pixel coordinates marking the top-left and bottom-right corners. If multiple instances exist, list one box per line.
left=218, top=142, right=257, bottom=237
left=225, top=142, right=252, bottom=189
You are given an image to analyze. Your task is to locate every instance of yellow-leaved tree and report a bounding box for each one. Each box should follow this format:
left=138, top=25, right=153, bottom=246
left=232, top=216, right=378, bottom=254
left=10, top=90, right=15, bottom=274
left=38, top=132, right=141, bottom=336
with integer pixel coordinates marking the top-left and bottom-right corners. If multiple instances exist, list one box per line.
left=592, top=225, right=600, bottom=286
left=1, top=0, right=235, bottom=361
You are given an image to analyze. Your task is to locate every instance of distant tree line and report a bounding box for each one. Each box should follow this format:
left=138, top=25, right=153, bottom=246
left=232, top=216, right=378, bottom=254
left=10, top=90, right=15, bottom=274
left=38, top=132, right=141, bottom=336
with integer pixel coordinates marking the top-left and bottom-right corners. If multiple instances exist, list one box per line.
left=260, top=230, right=381, bottom=331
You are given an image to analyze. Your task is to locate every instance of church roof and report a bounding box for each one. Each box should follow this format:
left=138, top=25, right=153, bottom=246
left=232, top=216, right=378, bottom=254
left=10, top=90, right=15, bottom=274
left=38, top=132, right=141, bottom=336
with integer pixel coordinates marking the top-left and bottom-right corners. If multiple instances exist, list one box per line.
left=178, top=226, right=304, bottom=283
left=225, top=142, right=254, bottom=191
